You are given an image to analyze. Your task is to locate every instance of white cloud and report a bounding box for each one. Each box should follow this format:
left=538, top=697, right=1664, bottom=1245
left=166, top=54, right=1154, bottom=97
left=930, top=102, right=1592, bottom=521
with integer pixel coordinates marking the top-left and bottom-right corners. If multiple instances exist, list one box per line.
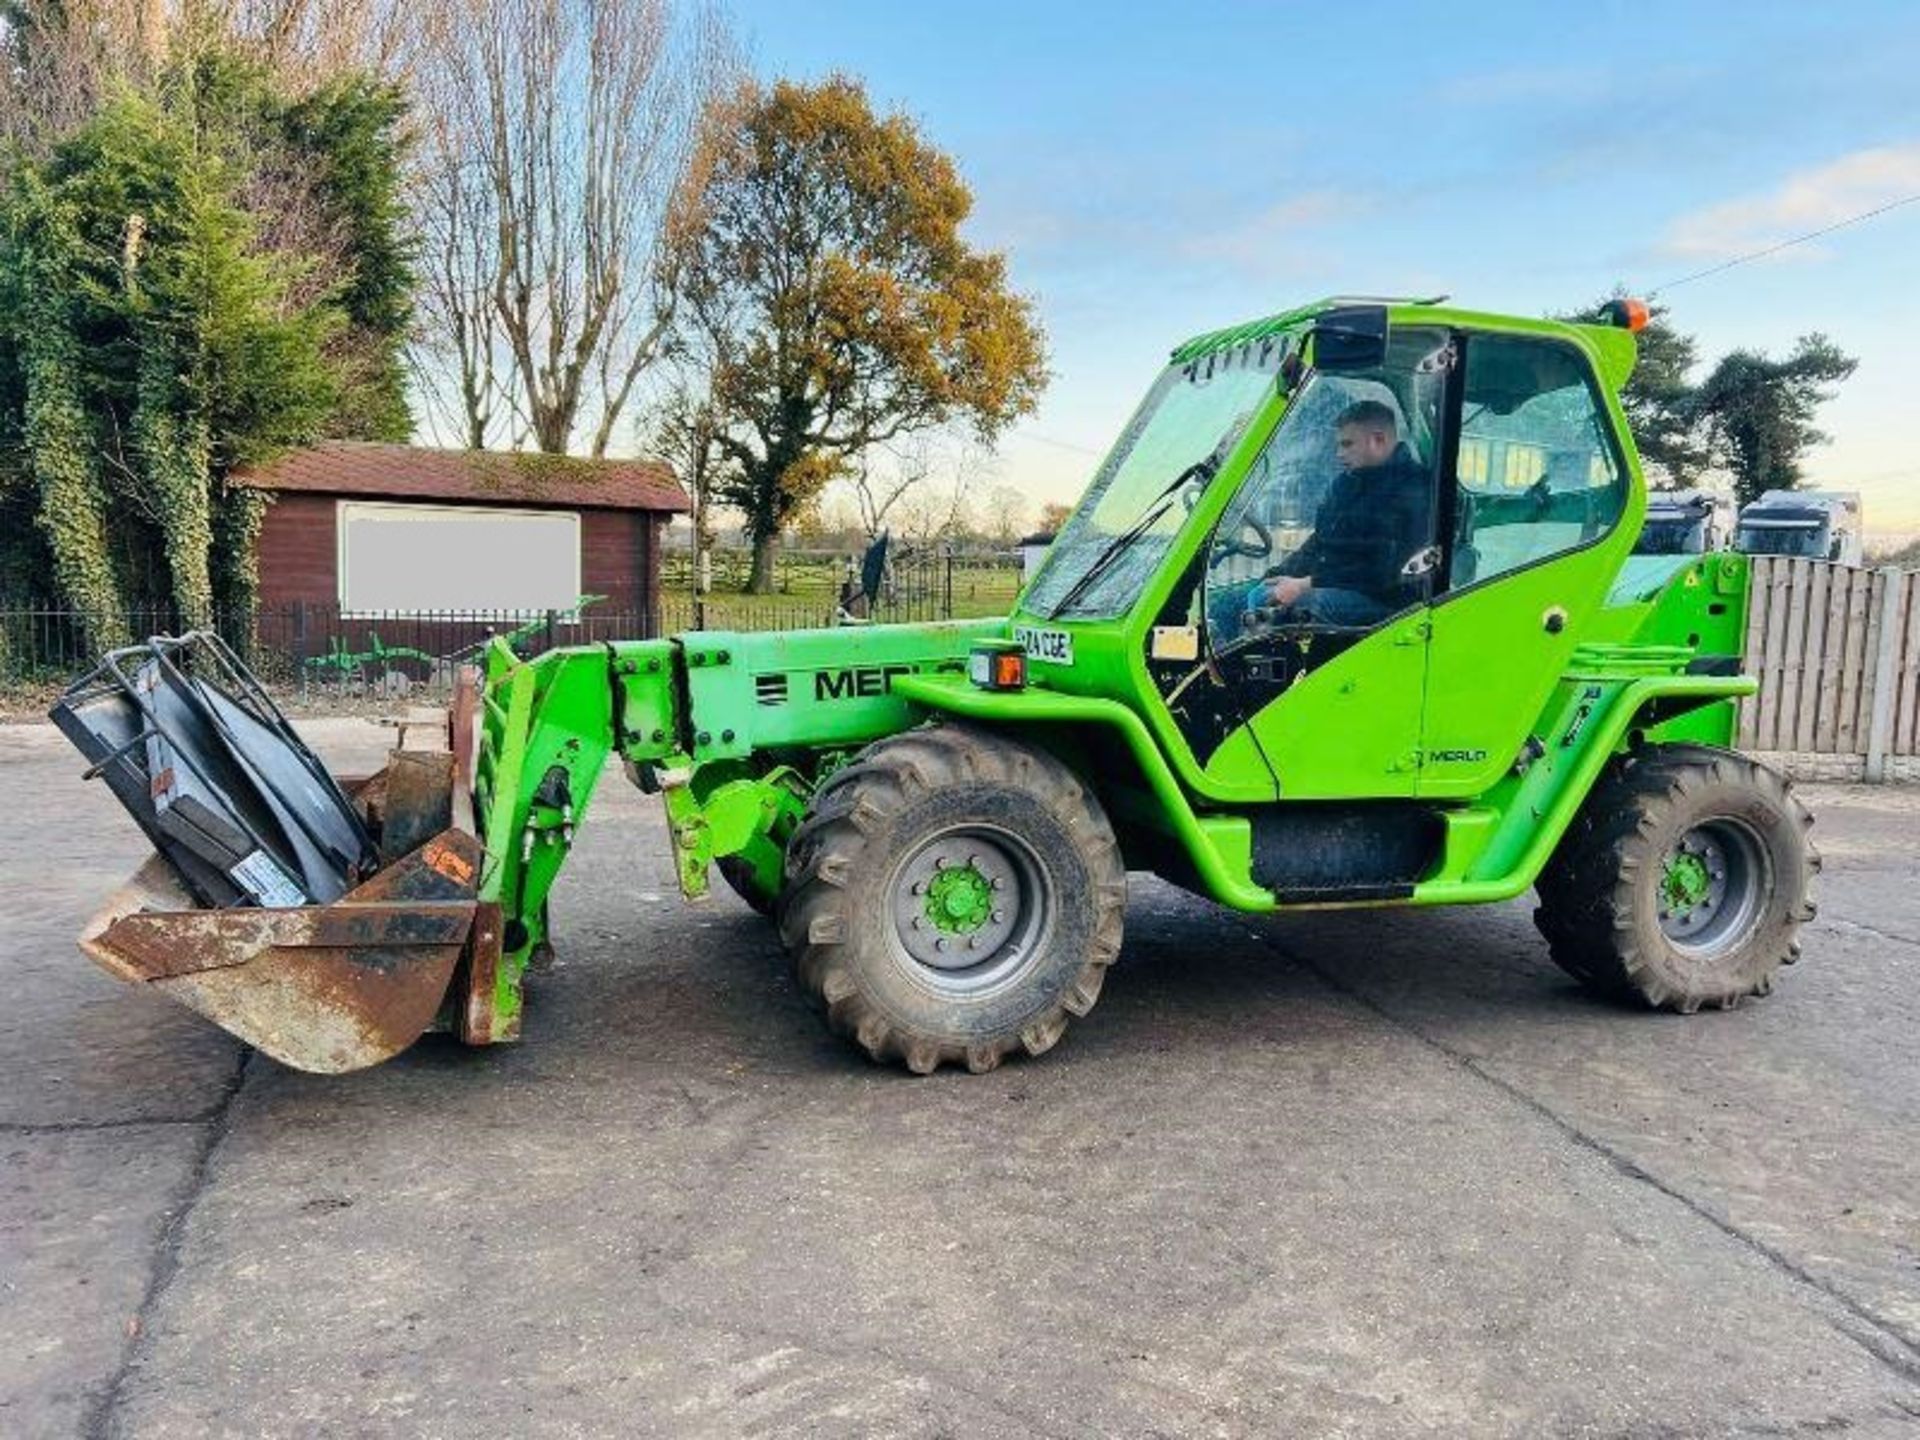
left=1179, top=189, right=1371, bottom=275
left=1661, top=143, right=1920, bottom=261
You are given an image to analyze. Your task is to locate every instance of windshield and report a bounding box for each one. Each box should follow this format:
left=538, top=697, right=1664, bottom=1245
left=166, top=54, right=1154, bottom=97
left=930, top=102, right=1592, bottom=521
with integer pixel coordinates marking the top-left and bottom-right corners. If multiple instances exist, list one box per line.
left=1636, top=517, right=1705, bottom=555
left=1022, top=338, right=1286, bottom=619
left=1737, top=522, right=1828, bottom=559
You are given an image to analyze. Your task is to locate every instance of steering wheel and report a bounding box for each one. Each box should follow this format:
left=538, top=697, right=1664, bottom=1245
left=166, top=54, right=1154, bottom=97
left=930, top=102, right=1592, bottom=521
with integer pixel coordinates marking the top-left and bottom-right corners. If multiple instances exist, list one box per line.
left=1211, top=513, right=1273, bottom=562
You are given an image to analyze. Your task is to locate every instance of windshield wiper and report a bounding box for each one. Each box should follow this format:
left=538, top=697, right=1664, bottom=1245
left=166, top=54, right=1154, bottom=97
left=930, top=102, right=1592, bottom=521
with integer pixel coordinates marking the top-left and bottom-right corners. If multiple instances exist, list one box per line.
left=1046, top=457, right=1215, bottom=620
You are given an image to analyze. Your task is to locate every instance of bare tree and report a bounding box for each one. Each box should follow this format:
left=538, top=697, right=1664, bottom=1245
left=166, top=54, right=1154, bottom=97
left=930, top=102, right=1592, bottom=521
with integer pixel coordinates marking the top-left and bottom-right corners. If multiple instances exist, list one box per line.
left=837, top=432, right=999, bottom=544
left=412, top=0, right=731, bottom=456
left=978, top=483, right=1031, bottom=546
left=887, top=435, right=990, bottom=545
left=411, top=140, right=515, bottom=449
left=846, top=438, right=935, bottom=542
left=0, top=0, right=429, bottom=153
left=0, top=1, right=164, bottom=149
left=646, top=378, right=723, bottom=551
left=223, top=0, right=428, bottom=88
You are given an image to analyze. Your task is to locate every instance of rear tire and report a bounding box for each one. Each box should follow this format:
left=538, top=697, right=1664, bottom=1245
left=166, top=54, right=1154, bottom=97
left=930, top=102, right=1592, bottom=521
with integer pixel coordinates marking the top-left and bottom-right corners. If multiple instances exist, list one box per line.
left=779, top=724, right=1126, bottom=1074
left=1534, top=744, right=1818, bottom=1012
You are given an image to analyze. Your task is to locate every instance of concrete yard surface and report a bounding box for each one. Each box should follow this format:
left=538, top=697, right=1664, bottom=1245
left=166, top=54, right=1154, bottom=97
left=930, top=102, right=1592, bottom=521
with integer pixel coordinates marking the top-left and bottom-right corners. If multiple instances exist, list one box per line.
left=3, top=716, right=1918, bottom=1438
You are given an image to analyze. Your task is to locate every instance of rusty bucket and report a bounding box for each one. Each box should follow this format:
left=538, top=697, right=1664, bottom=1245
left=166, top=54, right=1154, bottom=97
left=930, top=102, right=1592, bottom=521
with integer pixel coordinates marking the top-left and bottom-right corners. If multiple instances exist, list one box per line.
left=79, top=832, right=479, bottom=1073
left=63, top=647, right=492, bottom=1074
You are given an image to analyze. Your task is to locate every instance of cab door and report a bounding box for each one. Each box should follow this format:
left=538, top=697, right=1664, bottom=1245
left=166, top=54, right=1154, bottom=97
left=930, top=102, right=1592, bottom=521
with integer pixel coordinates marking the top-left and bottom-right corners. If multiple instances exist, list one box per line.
left=1164, top=326, right=1451, bottom=799
left=1418, top=332, right=1633, bottom=798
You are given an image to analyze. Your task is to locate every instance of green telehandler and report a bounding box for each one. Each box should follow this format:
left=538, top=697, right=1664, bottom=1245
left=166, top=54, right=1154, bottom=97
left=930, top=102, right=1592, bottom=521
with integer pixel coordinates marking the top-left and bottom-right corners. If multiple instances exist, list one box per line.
left=55, top=296, right=1817, bottom=1075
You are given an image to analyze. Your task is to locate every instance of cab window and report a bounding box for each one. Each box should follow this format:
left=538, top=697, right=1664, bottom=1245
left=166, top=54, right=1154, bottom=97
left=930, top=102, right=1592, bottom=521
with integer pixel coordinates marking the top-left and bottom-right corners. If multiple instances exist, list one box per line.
left=1203, top=327, right=1448, bottom=645
left=1448, top=336, right=1625, bottom=590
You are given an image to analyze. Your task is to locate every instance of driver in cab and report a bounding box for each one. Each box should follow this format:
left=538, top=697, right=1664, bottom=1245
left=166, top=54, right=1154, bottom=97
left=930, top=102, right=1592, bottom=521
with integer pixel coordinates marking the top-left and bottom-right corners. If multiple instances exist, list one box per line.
left=1235, top=399, right=1431, bottom=631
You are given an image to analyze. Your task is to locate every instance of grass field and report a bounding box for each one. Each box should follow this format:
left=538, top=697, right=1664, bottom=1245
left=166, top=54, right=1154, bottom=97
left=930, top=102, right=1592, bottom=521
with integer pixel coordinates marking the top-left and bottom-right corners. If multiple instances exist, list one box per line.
left=658, top=552, right=1024, bottom=630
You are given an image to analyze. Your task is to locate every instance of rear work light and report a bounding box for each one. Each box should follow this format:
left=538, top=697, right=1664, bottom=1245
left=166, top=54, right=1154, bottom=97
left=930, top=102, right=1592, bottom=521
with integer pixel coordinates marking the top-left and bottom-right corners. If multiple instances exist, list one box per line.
left=968, top=642, right=1027, bottom=692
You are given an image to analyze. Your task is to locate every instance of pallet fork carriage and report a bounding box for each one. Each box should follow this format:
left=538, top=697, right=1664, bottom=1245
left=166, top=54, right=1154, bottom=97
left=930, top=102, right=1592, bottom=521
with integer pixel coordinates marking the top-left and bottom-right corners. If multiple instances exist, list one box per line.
left=57, top=297, right=1818, bottom=1074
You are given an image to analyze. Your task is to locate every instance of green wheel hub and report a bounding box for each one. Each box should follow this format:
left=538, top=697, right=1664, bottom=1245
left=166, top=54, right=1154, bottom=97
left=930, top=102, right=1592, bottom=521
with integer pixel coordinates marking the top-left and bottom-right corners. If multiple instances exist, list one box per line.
left=889, top=825, right=1049, bottom=993
left=1661, top=851, right=1711, bottom=913
left=925, top=862, right=994, bottom=934
left=1656, top=818, right=1768, bottom=954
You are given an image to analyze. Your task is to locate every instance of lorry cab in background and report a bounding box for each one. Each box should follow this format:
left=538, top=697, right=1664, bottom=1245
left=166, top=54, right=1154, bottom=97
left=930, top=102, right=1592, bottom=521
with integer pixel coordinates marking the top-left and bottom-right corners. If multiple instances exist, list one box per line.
left=1636, top=490, right=1735, bottom=555
left=1735, top=490, right=1864, bottom=566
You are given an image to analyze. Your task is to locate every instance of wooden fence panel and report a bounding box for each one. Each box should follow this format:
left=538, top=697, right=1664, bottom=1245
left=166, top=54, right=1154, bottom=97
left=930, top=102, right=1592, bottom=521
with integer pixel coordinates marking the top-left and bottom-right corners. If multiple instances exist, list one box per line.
left=1779, top=561, right=1815, bottom=750
left=1858, top=568, right=1890, bottom=760
left=1813, top=563, right=1849, bottom=747
left=1737, top=560, right=1768, bottom=749
left=1834, top=567, right=1872, bottom=754
left=1739, top=557, right=1920, bottom=762
left=1792, top=563, right=1828, bottom=752
left=1897, top=573, right=1920, bottom=756
left=1753, top=558, right=1794, bottom=750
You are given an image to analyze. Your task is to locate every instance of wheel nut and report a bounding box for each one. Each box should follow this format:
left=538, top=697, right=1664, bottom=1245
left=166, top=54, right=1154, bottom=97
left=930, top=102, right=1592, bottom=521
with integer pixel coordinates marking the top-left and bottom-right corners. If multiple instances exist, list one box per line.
left=911, top=882, right=924, bottom=895
left=910, top=917, right=922, bottom=930
left=990, top=910, right=1004, bottom=924
left=991, top=878, right=1004, bottom=890
left=935, top=938, right=948, bottom=952
left=966, top=937, right=978, bottom=950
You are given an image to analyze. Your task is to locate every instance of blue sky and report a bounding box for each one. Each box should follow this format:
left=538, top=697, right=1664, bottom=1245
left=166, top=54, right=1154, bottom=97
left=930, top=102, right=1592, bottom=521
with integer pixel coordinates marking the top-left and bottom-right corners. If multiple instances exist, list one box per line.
left=732, top=1, right=1920, bottom=533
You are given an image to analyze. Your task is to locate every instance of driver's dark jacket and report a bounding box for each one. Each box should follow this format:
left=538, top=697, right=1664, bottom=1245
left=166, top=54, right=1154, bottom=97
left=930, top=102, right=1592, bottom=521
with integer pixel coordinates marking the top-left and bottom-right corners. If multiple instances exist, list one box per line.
left=1272, top=444, right=1431, bottom=602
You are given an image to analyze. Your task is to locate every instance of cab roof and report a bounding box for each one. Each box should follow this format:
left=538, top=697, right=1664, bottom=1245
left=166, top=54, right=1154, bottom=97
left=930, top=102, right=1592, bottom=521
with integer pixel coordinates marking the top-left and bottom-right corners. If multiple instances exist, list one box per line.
left=1171, top=296, right=1640, bottom=393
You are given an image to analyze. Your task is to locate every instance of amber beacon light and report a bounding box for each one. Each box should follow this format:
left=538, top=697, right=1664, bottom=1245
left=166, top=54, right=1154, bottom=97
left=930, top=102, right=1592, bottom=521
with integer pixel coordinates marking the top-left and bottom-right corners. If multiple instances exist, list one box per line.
left=1605, top=297, right=1651, bottom=332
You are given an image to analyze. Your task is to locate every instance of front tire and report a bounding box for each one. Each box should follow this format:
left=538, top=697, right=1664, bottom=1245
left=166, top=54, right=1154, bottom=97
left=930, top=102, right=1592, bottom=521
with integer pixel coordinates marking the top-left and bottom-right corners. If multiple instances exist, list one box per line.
left=1534, top=744, right=1818, bottom=1012
left=779, top=724, right=1127, bottom=1074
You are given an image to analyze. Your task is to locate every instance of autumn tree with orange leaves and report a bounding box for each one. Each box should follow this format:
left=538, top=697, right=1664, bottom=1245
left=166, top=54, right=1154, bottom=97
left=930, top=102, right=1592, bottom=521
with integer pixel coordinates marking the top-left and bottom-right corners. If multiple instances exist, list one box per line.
left=669, top=76, right=1047, bottom=592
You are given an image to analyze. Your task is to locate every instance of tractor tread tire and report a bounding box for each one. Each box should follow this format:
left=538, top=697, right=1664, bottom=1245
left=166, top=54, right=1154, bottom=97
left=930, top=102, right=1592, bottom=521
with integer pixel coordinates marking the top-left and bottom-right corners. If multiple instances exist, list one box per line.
left=1533, top=744, right=1817, bottom=1012
left=779, top=724, right=1126, bottom=1074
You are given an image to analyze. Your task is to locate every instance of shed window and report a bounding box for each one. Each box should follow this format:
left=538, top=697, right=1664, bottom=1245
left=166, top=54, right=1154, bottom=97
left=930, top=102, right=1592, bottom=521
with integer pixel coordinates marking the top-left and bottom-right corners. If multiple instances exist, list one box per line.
left=337, top=502, right=581, bottom=615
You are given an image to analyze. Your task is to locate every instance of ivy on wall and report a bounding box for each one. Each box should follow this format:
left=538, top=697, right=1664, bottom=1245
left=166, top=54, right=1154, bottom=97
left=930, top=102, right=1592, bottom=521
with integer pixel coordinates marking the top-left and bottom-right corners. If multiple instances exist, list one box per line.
left=0, top=50, right=414, bottom=651
left=133, top=337, right=215, bottom=626
left=11, top=196, right=127, bottom=652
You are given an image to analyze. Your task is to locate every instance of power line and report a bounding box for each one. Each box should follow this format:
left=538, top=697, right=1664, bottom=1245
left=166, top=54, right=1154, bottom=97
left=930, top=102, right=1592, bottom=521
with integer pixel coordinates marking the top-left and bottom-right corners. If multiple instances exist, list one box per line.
left=1647, top=191, right=1920, bottom=297
left=1010, top=429, right=1104, bottom=458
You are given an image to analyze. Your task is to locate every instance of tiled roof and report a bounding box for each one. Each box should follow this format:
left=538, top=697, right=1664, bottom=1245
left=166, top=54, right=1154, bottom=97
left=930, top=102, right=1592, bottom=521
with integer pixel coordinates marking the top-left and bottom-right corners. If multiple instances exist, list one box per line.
left=231, top=441, right=689, bottom=512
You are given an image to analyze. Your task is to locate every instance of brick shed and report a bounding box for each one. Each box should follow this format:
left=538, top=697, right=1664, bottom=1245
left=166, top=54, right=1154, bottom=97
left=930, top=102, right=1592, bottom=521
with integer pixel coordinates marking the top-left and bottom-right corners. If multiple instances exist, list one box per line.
left=232, top=442, right=688, bottom=620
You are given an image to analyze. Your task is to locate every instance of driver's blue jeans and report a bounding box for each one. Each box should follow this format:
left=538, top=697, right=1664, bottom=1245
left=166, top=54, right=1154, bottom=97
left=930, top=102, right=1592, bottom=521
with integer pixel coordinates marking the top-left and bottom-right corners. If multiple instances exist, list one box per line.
left=1208, top=582, right=1389, bottom=638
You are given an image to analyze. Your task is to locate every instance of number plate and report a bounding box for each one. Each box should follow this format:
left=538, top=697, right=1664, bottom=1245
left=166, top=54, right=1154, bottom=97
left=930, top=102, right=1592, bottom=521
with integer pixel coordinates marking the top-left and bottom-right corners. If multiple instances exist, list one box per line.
left=1013, top=625, right=1073, bottom=666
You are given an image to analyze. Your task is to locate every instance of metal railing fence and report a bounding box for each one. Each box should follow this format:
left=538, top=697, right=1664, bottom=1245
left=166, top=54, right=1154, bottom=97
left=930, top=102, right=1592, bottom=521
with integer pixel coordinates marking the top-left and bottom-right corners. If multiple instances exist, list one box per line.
left=1, top=551, right=1024, bottom=697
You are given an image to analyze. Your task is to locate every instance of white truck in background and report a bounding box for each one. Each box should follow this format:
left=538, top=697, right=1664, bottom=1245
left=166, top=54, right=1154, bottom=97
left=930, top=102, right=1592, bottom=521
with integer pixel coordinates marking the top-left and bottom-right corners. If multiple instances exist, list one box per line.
left=1635, top=490, right=1736, bottom=555
left=1734, top=490, right=1865, bottom=567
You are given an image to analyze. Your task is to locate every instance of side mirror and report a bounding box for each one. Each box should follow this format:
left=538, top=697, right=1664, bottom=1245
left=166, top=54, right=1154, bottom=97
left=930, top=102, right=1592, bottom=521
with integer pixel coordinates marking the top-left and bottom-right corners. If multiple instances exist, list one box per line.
left=1311, top=305, right=1389, bottom=373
